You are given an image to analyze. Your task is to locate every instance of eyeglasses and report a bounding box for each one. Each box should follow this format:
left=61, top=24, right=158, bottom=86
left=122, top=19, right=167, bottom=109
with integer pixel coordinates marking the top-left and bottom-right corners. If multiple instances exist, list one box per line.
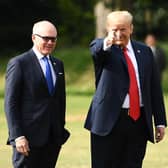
left=34, top=34, right=57, bottom=42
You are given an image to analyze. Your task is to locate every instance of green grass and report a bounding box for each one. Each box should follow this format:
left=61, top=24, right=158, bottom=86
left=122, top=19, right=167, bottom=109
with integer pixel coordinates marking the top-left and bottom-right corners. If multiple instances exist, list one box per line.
left=0, top=47, right=168, bottom=167
left=0, top=95, right=92, bottom=168
left=0, top=95, right=168, bottom=168
left=1, top=46, right=168, bottom=93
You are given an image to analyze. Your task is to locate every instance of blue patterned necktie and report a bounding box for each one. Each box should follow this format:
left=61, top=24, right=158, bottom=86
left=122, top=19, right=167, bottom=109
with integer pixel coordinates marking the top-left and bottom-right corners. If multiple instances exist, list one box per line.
left=43, top=56, right=54, bottom=95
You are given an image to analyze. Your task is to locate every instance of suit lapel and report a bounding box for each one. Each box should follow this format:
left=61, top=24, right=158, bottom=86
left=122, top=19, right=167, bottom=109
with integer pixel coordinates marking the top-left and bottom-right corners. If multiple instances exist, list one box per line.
left=50, top=56, right=59, bottom=74
left=49, top=56, right=60, bottom=92
left=29, top=50, right=50, bottom=93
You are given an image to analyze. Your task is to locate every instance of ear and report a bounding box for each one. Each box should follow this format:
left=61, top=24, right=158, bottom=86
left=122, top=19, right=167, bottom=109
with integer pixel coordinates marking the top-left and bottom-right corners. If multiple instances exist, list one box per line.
left=32, top=34, right=36, bottom=43
left=130, top=24, right=134, bottom=34
left=32, top=34, right=35, bottom=40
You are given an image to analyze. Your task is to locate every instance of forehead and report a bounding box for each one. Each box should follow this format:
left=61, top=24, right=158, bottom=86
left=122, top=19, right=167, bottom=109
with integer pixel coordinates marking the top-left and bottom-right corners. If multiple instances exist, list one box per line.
left=107, top=17, right=131, bottom=27
left=106, top=12, right=132, bottom=28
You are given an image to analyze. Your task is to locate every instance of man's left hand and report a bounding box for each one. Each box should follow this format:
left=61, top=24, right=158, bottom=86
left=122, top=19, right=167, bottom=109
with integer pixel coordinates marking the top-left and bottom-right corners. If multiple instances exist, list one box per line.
left=155, top=127, right=165, bottom=143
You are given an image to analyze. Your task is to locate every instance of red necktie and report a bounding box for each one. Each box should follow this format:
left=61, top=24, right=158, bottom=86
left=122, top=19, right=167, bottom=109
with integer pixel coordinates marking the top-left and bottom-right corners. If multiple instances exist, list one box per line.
left=123, top=47, right=140, bottom=121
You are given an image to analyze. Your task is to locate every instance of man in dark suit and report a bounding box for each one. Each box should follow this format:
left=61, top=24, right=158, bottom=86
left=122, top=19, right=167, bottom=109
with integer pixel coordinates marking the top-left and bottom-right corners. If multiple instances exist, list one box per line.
left=84, top=11, right=167, bottom=168
left=145, top=33, right=167, bottom=82
left=5, top=20, right=70, bottom=168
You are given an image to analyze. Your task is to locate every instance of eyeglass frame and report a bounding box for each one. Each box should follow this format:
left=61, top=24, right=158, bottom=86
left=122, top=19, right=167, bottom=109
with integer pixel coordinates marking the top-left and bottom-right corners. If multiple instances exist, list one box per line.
left=33, top=34, right=57, bottom=42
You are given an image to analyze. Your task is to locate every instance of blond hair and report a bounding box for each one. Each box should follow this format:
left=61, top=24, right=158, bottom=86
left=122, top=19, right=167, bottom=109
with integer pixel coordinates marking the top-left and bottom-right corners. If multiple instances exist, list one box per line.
left=106, top=11, right=133, bottom=26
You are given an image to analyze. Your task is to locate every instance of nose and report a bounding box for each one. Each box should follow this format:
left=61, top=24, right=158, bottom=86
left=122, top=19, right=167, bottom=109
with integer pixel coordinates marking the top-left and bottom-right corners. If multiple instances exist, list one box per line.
left=115, top=31, right=121, bottom=39
left=116, top=30, right=121, bottom=36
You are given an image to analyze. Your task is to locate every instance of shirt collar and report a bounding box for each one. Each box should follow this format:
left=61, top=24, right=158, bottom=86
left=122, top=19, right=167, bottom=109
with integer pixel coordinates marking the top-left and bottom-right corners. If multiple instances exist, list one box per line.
left=32, top=46, right=49, bottom=60
left=126, top=39, right=132, bottom=52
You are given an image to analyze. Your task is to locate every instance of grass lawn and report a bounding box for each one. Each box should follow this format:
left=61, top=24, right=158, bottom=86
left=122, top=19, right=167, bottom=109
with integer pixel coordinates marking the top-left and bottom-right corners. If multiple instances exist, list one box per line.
left=0, top=46, right=168, bottom=167
left=0, top=94, right=168, bottom=168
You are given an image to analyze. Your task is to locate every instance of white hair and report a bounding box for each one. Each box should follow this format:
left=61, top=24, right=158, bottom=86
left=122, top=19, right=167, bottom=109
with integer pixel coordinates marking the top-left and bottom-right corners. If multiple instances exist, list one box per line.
left=32, top=20, right=56, bottom=35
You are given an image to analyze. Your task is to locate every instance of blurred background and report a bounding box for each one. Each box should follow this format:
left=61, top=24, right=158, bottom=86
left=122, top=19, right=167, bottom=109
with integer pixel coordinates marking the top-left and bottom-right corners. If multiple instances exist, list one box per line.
left=0, top=0, right=168, bottom=167
left=1, top=0, right=168, bottom=48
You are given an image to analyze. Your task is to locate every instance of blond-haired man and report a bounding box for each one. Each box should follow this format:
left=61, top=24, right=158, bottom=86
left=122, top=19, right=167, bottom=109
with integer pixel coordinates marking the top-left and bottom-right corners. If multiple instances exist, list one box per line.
left=85, top=11, right=167, bottom=168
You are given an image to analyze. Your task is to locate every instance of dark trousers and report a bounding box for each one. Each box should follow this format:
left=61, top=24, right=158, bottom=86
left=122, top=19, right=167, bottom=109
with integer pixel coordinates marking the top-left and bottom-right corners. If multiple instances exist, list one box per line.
left=91, top=108, right=148, bottom=168
left=12, top=143, right=61, bottom=168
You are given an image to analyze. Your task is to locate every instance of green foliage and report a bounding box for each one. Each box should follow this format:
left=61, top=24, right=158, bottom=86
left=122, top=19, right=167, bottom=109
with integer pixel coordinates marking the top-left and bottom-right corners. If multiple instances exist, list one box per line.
left=0, top=45, right=168, bottom=167
left=103, top=0, right=168, bottom=40
left=54, top=47, right=94, bottom=92
left=1, top=45, right=168, bottom=94
left=55, top=47, right=91, bottom=84
left=132, top=1, right=168, bottom=38
left=1, top=0, right=168, bottom=50
left=48, top=0, right=96, bottom=46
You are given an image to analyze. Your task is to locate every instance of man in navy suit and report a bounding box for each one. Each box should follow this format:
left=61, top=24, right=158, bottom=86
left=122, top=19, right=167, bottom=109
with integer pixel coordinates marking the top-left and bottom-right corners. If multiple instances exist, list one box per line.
left=5, top=20, right=70, bottom=168
left=84, top=11, right=167, bottom=168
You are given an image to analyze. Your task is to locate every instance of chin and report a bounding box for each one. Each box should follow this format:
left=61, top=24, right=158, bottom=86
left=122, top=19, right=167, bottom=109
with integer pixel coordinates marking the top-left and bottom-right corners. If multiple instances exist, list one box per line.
left=43, top=50, right=52, bottom=55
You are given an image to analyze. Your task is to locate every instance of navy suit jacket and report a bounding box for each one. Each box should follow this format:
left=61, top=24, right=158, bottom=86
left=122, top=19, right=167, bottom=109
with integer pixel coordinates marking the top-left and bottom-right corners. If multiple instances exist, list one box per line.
left=84, top=39, right=167, bottom=142
left=5, top=49, right=69, bottom=147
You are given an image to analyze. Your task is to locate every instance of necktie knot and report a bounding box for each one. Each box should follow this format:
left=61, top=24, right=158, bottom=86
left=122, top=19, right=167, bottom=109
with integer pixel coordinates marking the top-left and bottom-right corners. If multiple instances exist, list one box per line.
left=122, top=47, right=129, bottom=58
left=43, top=56, right=48, bottom=60
left=122, top=47, right=127, bottom=52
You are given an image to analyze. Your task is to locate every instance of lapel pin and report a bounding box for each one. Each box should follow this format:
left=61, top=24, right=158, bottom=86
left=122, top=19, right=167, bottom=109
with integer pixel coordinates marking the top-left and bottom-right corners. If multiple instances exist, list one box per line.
left=58, top=72, right=63, bottom=75
left=137, top=50, right=141, bottom=53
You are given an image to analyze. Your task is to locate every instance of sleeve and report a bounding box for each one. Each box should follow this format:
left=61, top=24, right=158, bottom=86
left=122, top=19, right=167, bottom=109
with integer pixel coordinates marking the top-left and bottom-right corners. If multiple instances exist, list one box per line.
left=4, top=58, right=24, bottom=141
left=150, top=49, right=167, bottom=127
left=90, top=38, right=107, bottom=87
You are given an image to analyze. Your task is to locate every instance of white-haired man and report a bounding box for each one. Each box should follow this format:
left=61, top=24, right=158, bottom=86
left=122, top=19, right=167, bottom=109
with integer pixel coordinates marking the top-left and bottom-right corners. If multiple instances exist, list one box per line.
left=5, top=20, right=70, bottom=168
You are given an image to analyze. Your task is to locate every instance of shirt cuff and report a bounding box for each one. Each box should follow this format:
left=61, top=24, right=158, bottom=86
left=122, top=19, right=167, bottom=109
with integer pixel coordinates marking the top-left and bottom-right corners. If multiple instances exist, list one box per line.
left=15, top=136, right=25, bottom=142
left=156, top=125, right=165, bottom=128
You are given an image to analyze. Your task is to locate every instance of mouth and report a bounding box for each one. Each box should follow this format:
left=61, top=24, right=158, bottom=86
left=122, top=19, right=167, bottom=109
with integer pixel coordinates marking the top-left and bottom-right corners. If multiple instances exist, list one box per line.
left=45, top=46, right=53, bottom=50
left=115, top=39, right=123, bottom=43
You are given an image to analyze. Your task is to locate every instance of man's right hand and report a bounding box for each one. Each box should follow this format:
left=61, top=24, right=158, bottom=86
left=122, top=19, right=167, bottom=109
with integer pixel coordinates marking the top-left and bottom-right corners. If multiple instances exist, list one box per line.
left=15, top=137, right=30, bottom=156
left=105, top=31, right=117, bottom=47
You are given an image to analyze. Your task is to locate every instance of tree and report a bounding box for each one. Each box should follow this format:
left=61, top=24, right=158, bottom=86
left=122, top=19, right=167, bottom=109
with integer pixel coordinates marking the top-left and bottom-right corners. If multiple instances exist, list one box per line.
left=0, top=0, right=57, bottom=51
left=1, top=0, right=168, bottom=52
left=94, top=0, right=168, bottom=40
left=133, top=0, right=168, bottom=39
left=0, top=0, right=97, bottom=51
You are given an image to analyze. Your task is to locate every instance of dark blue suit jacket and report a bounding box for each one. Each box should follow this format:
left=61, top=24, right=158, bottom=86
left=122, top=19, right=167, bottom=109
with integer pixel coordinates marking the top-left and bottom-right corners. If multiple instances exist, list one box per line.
left=84, top=39, right=167, bottom=142
left=5, top=49, right=69, bottom=147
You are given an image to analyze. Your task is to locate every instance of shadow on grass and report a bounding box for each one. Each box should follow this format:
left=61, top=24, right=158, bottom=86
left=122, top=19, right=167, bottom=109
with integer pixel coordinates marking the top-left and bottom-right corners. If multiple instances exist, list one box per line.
left=0, top=90, right=4, bottom=98
left=67, top=90, right=94, bottom=96
left=1, top=88, right=168, bottom=98
left=0, top=89, right=94, bottom=98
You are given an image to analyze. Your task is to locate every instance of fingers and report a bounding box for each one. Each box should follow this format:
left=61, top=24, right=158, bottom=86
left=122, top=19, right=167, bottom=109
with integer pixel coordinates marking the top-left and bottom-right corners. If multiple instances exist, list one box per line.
left=108, top=31, right=116, bottom=39
left=15, top=137, right=30, bottom=156
left=155, top=127, right=165, bottom=143
left=106, top=31, right=116, bottom=45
